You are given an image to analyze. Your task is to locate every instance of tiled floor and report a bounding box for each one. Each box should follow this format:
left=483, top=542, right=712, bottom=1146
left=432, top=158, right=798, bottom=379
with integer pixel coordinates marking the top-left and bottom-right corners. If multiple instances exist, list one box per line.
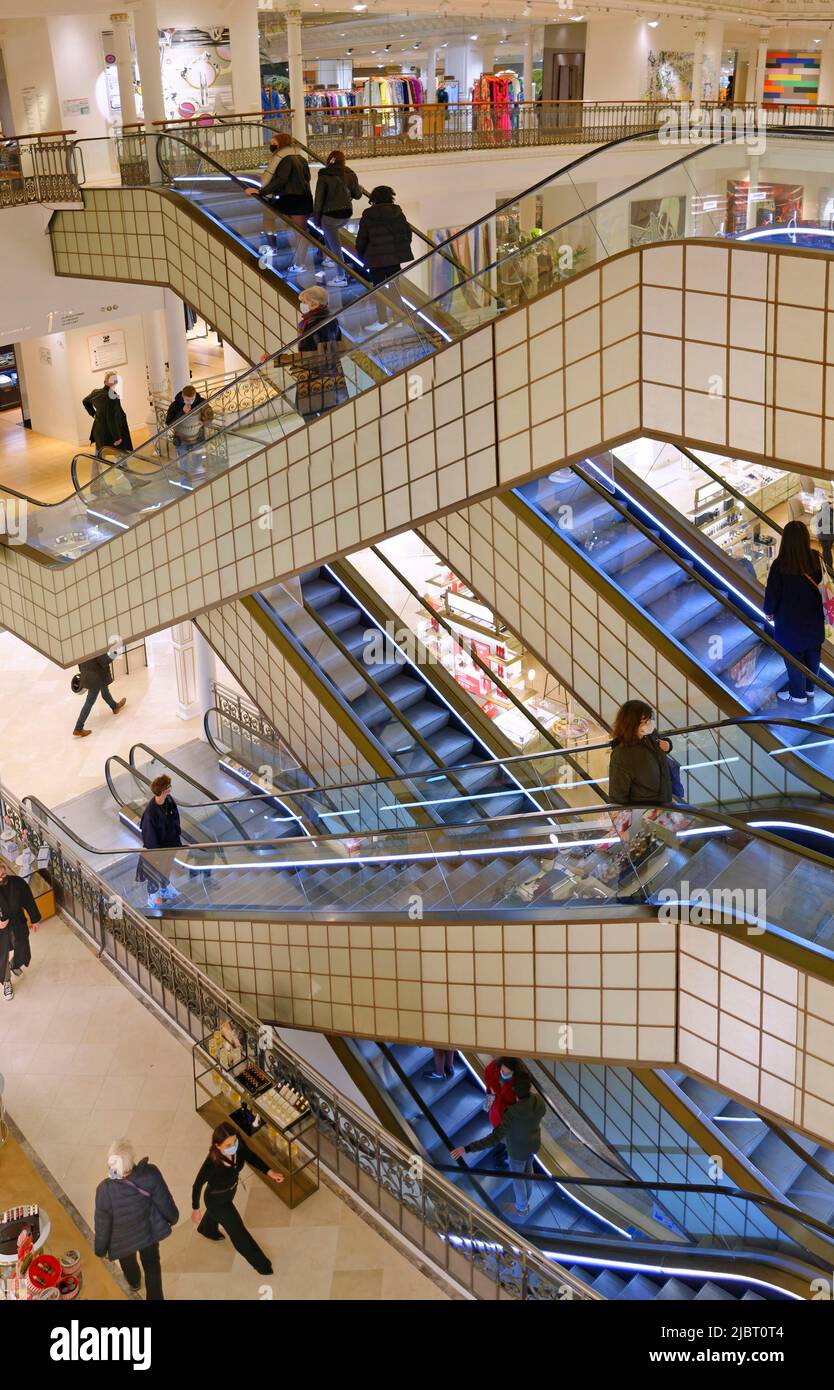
left=0, top=915, right=449, bottom=1301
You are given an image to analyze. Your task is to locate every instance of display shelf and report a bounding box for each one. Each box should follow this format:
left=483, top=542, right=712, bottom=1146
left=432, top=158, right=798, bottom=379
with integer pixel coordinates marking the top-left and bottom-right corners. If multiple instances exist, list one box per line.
left=0, top=839, right=55, bottom=921
left=193, top=1034, right=319, bottom=1209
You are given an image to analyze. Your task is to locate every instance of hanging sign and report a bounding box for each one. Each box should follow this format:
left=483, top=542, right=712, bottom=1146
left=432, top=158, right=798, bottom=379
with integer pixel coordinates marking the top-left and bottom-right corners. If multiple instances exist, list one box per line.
left=88, top=329, right=127, bottom=372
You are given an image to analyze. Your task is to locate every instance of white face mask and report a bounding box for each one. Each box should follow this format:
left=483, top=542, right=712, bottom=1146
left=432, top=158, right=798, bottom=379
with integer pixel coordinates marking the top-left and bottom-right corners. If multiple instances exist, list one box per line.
left=108, top=1154, right=126, bottom=1178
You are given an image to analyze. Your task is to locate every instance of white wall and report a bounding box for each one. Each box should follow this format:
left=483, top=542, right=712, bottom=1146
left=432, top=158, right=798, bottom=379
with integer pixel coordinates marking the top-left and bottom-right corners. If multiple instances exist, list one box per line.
left=0, top=17, right=61, bottom=135
left=20, top=311, right=152, bottom=445
left=46, top=14, right=116, bottom=184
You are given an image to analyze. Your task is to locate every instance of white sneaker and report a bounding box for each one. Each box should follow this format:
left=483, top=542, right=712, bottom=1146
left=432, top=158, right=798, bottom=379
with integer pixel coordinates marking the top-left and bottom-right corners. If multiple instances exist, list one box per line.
left=3, top=981, right=13, bottom=1001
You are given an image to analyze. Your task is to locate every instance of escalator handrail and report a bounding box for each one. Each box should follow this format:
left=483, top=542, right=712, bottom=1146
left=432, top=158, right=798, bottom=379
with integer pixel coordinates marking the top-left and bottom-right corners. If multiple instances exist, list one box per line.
left=520, top=459, right=834, bottom=705
left=205, top=702, right=834, bottom=811
left=19, top=789, right=834, bottom=878
left=103, top=749, right=253, bottom=845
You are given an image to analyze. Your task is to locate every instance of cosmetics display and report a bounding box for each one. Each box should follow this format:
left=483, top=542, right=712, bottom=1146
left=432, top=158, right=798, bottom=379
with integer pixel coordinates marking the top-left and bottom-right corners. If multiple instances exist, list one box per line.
left=0, top=827, right=55, bottom=919
left=0, top=1206, right=81, bottom=1301
left=195, top=1032, right=319, bottom=1209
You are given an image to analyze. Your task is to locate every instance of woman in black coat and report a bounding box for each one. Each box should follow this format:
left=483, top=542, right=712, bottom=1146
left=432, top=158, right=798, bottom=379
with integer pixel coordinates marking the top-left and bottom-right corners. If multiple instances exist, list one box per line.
left=608, top=701, right=675, bottom=807
left=94, top=1139, right=179, bottom=1300
left=247, top=131, right=313, bottom=272
left=0, top=862, right=41, bottom=1001
left=82, top=371, right=134, bottom=458
left=191, top=1121, right=283, bottom=1275
left=764, top=519, right=825, bottom=705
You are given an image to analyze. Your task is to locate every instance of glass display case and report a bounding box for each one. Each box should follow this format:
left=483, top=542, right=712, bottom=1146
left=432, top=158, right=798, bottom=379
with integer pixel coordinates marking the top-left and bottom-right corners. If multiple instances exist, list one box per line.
left=0, top=346, right=20, bottom=412
left=193, top=1022, right=319, bottom=1209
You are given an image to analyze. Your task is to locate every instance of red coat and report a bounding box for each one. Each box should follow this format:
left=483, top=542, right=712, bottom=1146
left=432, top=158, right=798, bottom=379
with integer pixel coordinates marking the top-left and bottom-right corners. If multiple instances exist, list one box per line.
left=484, top=1060, right=516, bottom=1129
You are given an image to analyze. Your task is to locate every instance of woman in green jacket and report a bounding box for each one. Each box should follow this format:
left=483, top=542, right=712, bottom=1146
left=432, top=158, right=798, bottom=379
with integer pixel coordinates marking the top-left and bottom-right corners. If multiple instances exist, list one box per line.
left=608, top=700, right=674, bottom=806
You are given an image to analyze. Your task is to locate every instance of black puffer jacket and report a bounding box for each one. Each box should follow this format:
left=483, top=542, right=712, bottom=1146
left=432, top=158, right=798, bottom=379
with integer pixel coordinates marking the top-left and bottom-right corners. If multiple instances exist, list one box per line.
left=608, top=732, right=674, bottom=806
left=94, top=1159, right=179, bottom=1260
left=355, top=202, right=413, bottom=268
left=314, top=163, right=361, bottom=219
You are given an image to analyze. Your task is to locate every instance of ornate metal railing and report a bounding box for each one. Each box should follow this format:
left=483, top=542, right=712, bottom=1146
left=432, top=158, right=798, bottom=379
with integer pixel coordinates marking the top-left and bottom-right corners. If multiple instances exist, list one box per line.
left=0, top=782, right=592, bottom=1301
left=0, top=131, right=83, bottom=208
left=150, top=368, right=284, bottom=434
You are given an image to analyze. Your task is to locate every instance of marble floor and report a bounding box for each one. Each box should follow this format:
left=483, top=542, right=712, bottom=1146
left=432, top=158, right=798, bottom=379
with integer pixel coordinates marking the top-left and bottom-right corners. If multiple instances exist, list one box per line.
left=0, top=914, right=450, bottom=1302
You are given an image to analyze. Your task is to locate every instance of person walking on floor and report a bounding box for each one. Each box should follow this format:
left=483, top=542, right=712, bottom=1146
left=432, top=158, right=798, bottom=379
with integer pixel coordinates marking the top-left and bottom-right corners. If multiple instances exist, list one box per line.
left=82, top=372, right=133, bottom=480
left=313, top=150, right=362, bottom=287
left=355, top=186, right=413, bottom=329
left=764, top=518, right=825, bottom=706
left=72, top=652, right=126, bottom=738
left=94, top=1139, right=179, bottom=1301
left=451, top=1072, right=546, bottom=1221
left=137, top=774, right=182, bottom=911
left=191, top=1121, right=284, bottom=1275
left=248, top=132, right=313, bottom=274
left=0, top=859, right=42, bottom=1002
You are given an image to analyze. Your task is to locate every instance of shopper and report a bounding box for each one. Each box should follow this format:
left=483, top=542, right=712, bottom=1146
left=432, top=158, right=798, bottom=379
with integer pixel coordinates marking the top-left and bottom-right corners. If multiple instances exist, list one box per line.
left=284, top=286, right=346, bottom=421
left=355, top=186, right=413, bottom=329
left=165, top=382, right=206, bottom=458
left=72, top=653, right=126, bottom=738
left=481, top=1057, right=521, bottom=1167
left=82, top=372, right=133, bottom=461
left=424, top=1047, right=455, bottom=1080
left=451, top=1072, right=546, bottom=1220
left=0, top=860, right=42, bottom=1002
left=764, top=518, right=825, bottom=705
left=94, top=1139, right=179, bottom=1301
left=137, top=774, right=182, bottom=910
left=249, top=132, right=313, bottom=273
left=813, top=499, right=834, bottom=577
left=191, top=1121, right=284, bottom=1275
left=313, top=150, right=362, bottom=287
left=608, top=701, right=675, bottom=806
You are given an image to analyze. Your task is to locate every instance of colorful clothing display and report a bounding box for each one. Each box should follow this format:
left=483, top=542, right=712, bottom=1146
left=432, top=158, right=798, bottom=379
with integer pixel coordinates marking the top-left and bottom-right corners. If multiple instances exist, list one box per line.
left=471, top=72, right=524, bottom=134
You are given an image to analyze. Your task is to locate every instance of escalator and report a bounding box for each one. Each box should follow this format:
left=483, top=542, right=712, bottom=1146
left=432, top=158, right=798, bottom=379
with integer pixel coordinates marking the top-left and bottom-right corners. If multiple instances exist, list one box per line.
left=513, top=457, right=834, bottom=789
left=4, top=126, right=830, bottom=598
left=344, top=1038, right=827, bottom=1299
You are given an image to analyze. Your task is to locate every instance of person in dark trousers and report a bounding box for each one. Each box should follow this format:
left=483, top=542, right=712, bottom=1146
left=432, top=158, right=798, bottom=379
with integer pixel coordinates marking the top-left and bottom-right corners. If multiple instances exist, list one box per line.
left=278, top=285, right=346, bottom=422
left=483, top=1056, right=520, bottom=1165
left=355, top=185, right=413, bottom=328
left=94, top=1139, right=179, bottom=1300
left=165, top=382, right=206, bottom=458
left=424, top=1047, right=455, bottom=1080
left=607, top=701, right=674, bottom=806
left=764, top=518, right=825, bottom=705
left=137, top=774, right=182, bottom=910
left=451, top=1072, right=546, bottom=1220
left=248, top=131, right=313, bottom=273
left=313, top=150, right=362, bottom=287
left=191, top=1121, right=284, bottom=1275
left=82, top=371, right=133, bottom=466
left=73, top=653, right=126, bottom=738
left=0, top=861, right=41, bottom=1002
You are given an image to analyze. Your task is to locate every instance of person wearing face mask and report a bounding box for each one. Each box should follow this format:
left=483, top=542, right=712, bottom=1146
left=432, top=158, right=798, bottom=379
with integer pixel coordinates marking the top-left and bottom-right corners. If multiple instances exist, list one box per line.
left=82, top=372, right=134, bottom=469
left=608, top=701, right=676, bottom=807
left=191, top=1121, right=284, bottom=1274
left=0, top=860, right=42, bottom=1002
left=482, top=1057, right=520, bottom=1166
left=94, top=1139, right=179, bottom=1301
left=247, top=131, right=313, bottom=275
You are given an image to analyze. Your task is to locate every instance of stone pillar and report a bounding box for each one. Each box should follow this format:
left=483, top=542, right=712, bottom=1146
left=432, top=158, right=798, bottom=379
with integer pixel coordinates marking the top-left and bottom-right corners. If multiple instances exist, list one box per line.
left=523, top=29, right=534, bottom=102
left=110, top=12, right=137, bottom=126
left=753, top=30, right=769, bottom=107
left=746, top=154, right=760, bottom=230
left=171, top=622, right=200, bottom=720
left=132, top=0, right=166, bottom=179
left=195, top=628, right=217, bottom=736
left=817, top=37, right=834, bottom=109
left=426, top=47, right=438, bottom=101
left=286, top=6, right=306, bottom=144
left=691, top=30, right=706, bottom=106
left=702, top=19, right=724, bottom=103
left=230, top=0, right=262, bottom=116
left=163, top=289, right=191, bottom=394
left=142, top=307, right=168, bottom=426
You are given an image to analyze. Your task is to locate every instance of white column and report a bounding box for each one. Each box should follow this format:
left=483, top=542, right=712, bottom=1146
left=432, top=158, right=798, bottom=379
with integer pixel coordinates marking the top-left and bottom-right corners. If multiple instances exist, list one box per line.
left=479, top=42, right=496, bottom=78
left=753, top=30, right=769, bottom=106
left=163, top=289, right=191, bottom=395
left=230, top=0, right=262, bottom=116
left=746, top=154, right=760, bottom=230
left=691, top=30, right=706, bottom=106
left=171, top=622, right=200, bottom=720
left=195, top=628, right=217, bottom=737
left=110, top=12, right=137, bottom=126
left=818, top=37, right=834, bottom=108
left=426, top=47, right=438, bottom=101
left=522, top=30, right=534, bottom=102
left=286, top=6, right=306, bottom=144
left=142, top=307, right=168, bottom=425
left=133, top=0, right=165, bottom=179
left=702, top=20, right=724, bottom=103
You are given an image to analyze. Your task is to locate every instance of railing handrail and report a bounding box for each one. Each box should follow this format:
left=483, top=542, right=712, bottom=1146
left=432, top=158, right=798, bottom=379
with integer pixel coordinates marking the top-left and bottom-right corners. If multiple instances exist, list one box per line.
left=0, top=129, right=77, bottom=144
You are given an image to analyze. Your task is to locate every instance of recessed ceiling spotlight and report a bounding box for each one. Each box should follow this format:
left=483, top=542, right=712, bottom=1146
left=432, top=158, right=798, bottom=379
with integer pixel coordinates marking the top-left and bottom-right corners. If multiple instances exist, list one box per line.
left=571, top=13, right=585, bottom=19
left=647, top=18, right=659, bottom=27
left=521, top=4, right=531, bottom=13
left=470, top=33, right=479, bottom=39
left=352, top=2, right=367, bottom=10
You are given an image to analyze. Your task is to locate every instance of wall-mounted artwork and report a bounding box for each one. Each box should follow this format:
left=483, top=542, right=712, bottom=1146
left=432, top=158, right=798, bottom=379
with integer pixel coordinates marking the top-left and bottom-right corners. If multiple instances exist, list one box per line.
left=647, top=51, right=694, bottom=101
left=159, top=27, right=234, bottom=121
left=629, top=196, right=686, bottom=247
left=764, top=51, right=820, bottom=106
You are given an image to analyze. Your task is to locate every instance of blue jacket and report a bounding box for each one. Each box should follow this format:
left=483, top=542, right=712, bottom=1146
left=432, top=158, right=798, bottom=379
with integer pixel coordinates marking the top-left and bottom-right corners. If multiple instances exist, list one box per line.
left=763, top=554, right=824, bottom=649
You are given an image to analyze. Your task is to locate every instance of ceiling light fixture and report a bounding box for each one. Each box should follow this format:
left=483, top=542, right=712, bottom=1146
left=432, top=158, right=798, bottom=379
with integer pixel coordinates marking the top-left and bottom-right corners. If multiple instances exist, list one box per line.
left=470, top=33, right=479, bottom=39
left=571, top=13, right=585, bottom=19
left=647, top=18, right=659, bottom=27
left=352, top=2, right=367, bottom=9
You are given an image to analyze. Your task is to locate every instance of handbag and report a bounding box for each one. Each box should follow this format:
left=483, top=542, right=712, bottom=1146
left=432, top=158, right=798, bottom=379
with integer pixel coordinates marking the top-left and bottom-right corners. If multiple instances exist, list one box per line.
left=666, top=753, right=685, bottom=800
left=122, top=1177, right=174, bottom=1244
left=71, top=673, right=82, bottom=694
left=819, top=570, right=834, bottom=644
